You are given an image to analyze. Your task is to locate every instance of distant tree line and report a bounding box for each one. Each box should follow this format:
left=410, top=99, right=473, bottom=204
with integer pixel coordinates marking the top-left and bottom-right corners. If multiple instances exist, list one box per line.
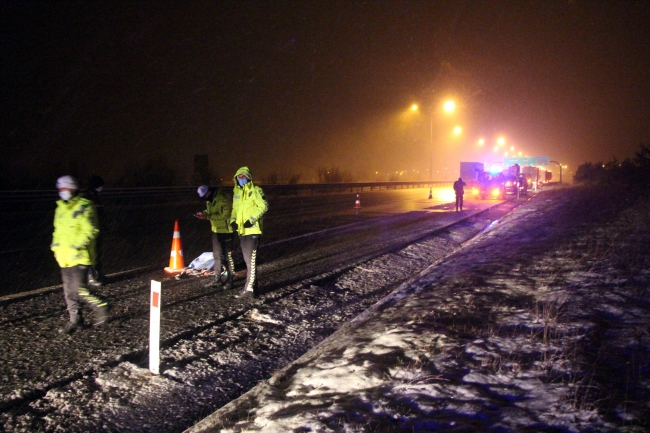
left=574, top=144, right=650, bottom=196
left=1, top=155, right=415, bottom=189
left=0, top=156, right=211, bottom=190
left=114, top=157, right=178, bottom=187
left=260, top=172, right=301, bottom=185
left=0, top=154, right=313, bottom=189
left=317, top=167, right=354, bottom=183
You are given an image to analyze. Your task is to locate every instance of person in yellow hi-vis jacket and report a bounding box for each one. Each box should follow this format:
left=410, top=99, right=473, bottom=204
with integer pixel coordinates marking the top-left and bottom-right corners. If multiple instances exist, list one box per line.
left=195, top=184, right=235, bottom=289
left=229, top=167, right=268, bottom=299
left=52, top=175, right=108, bottom=334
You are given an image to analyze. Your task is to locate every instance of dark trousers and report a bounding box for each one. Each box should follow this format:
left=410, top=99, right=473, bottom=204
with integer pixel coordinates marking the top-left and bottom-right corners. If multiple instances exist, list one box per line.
left=239, top=235, right=260, bottom=293
left=61, top=265, right=105, bottom=323
left=89, top=232, right=104, bottom=282
left=212, top=232, right=234, bottom=281
left=455, top=193, right=464, bottom=211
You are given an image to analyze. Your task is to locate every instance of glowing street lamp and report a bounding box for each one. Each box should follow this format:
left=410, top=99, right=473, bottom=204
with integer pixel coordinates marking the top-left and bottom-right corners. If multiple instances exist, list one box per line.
left=443, top=100, right=456, bottom=113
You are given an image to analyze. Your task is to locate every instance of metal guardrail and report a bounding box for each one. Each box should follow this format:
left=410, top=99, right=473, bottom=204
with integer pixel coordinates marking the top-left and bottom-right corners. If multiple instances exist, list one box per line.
left=0, top=181, right=454, bottom=202
left=261, top=180, right=453, bottom=196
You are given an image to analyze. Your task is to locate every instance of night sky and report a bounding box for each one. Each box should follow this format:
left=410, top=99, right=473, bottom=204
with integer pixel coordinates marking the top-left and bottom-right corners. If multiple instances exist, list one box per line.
left=2, top=1, right=650, bottom=185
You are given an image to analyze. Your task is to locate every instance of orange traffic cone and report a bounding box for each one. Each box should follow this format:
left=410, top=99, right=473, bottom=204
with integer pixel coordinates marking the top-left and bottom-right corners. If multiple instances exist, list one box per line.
left=354, top=194, right=361, bottom=209
left=164, top=220, right=185, bottom=274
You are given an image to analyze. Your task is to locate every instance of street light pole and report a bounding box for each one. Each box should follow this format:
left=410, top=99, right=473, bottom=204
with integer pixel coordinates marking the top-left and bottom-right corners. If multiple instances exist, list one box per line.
left=413, top=99, right=455, bottom=199
left=429, top=112, right=433, bottom=199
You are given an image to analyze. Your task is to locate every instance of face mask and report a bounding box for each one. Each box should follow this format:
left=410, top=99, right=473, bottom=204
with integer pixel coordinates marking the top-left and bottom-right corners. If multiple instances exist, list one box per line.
left=59, top=190, right=73, bottom=201
left=237, top=178, right=248, bottom=187
left=95, top=186, right=103, bottom=193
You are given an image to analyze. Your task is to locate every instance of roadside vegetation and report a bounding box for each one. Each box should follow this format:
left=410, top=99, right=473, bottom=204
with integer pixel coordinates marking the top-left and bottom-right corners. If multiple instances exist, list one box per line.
left=574, top=144, right=650, bottom=197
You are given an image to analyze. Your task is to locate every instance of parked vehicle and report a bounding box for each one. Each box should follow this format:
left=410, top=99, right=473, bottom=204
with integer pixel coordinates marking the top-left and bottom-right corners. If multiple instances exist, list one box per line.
left=469, top=163, right=528, bottom=200
left=472, top=172, right=506, bottom=200
left=504, top=175, right=528, bottom=197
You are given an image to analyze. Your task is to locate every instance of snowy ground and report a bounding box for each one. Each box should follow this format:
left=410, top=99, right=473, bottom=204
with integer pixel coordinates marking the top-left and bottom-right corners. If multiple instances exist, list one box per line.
left=188, top=185, right=650, bottom=433
left=2, top=185, right=649, bottom=432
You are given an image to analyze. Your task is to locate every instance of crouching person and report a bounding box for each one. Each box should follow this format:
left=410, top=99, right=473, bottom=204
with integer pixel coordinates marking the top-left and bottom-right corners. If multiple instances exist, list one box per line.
left=52, top=175, right=108, bottom=334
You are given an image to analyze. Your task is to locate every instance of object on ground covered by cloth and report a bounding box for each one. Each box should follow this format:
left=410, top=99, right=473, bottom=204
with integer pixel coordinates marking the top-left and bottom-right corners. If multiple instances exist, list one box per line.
left=173, top=252, right=233, bottom=280
left=174, top=252, right=216, bottom=280
left=189, top=252, right=215, bottom=270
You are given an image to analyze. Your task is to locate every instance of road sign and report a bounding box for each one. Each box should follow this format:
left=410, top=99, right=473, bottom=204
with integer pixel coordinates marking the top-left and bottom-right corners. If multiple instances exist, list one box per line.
left=535, top=156, right=550, bottom=166
left=504, top=157, right=534, bottom=166
left=503, top=156, right=550, bottom=167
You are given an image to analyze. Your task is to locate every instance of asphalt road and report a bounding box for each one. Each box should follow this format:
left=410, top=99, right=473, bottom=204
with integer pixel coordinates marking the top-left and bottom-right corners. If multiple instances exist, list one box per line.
left=0, top=186, right=492, bottom=296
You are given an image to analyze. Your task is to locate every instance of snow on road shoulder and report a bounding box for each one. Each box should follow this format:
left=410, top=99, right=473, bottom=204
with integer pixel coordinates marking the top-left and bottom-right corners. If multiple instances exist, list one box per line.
left=188, top=187, right=650, bottom=433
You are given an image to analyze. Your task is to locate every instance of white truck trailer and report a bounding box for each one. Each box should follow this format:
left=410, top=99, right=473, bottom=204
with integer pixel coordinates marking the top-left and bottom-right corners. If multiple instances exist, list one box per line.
left=459, top=162, right=485, bottom=187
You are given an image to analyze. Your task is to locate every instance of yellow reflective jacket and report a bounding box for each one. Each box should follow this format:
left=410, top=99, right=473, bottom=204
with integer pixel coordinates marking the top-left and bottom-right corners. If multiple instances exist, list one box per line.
left=205, top=189, right=233, bottom=234
left=51, top=195, right=99, bottom=268
left=230, top=166, right=268, bottom=236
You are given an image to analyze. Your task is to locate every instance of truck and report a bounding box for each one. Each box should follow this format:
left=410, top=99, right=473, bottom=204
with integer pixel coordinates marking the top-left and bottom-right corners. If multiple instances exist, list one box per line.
left=469, top=163, right=527, bottom=200
left=459, top=162, right=485, bottom=187
left=503, top=164, right=527, bottom=197
left=522, top=166, right=552, bottom=190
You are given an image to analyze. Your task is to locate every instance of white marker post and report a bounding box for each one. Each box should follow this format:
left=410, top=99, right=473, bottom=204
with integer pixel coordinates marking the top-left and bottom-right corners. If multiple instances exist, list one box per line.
left=150, top=280, right=161, bottom=375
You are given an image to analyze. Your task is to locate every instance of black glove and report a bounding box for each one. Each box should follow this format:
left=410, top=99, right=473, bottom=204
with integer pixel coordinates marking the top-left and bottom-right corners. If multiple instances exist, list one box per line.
left=230, top=222, right=238, bottom=231
left=243, top=220, right=254, bottom=228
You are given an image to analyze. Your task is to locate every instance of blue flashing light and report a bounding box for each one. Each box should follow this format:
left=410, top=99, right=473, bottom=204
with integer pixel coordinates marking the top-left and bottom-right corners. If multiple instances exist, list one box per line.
left=488, top=163, right=503, bottom=174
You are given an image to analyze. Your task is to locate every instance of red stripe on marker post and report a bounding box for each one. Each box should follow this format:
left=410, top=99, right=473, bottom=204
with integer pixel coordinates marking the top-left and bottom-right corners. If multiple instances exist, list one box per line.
left=152, top=291, right=159, bottom=308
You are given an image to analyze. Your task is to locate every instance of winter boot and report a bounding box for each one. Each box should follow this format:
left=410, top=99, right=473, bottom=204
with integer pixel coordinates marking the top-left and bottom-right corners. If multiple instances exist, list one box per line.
left=223, top=270, right=233, bottom=290
left=88, top=270, right=103, bottom=288
left=235, top=288, right=254, bottom=299
left=58, top=320, right=80, bottom=334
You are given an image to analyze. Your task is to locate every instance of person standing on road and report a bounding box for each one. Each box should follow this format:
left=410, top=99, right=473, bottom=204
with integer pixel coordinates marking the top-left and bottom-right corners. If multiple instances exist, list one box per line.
left=52, top=175, right=108, bottom=334
left=230, top=167, right=268, bottom=299
left=453, top=177, right=466, bottom=212
left=84, top=175, right=105, bottom=287
left=194, top=185, right=235, bottom=289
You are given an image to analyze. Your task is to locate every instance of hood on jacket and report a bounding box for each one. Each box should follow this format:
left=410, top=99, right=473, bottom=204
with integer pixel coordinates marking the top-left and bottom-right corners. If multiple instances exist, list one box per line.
left=198, top=185, right=218, bottom=201
left=234, top=166, right=253, bottom=185
left=87, top=175, right=104, bottom=191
